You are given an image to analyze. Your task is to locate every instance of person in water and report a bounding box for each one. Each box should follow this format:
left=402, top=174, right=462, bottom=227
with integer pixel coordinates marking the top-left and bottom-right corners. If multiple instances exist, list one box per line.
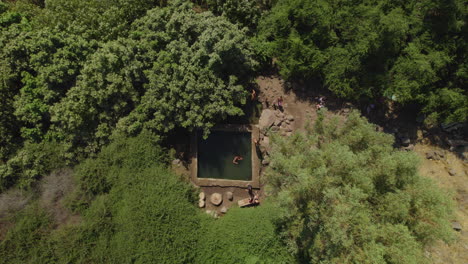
left=232, top=155, right=243, bottom=164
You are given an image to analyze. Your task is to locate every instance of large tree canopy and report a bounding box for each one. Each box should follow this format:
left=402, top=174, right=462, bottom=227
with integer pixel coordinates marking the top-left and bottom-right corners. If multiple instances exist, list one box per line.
left=0, top=1, right=256, bottom=190
left=265, top=111, right=454, bottom=263
left=256, top=0, right=467, bottom=124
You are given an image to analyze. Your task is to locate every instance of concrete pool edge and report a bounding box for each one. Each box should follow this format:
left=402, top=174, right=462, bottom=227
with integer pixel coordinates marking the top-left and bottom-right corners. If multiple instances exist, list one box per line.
left=190, top=124, right=260, bottom=188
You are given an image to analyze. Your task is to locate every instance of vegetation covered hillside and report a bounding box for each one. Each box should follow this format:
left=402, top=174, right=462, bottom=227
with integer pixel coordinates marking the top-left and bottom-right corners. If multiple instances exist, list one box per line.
left=0, top=0, right=463, bottom=263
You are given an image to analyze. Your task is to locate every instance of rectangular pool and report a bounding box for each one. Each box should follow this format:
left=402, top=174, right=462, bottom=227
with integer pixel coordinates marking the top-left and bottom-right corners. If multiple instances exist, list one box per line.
left=197, top=131, right=252, bottom=181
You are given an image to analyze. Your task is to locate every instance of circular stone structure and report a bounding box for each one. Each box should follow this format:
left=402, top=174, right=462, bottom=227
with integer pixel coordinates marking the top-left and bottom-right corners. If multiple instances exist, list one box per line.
left=210, top=193, right=223, bottom=206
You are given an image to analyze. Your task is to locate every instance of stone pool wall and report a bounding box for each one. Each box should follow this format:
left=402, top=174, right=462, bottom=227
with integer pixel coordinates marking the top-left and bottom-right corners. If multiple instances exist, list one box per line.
left=190, top=125, right=260, bottom=188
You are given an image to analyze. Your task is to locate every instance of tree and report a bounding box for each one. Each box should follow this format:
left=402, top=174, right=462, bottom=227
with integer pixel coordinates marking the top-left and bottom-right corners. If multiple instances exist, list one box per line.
left=257, top=0, right=467, bottom=123
left=265, top=111, right=454, bottom=263
left=52, top=1, right=257, bottom=153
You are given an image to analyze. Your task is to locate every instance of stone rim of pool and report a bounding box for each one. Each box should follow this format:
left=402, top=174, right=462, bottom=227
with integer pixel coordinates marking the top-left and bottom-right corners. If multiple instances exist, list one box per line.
left=190, top=124, right=260, bottom=188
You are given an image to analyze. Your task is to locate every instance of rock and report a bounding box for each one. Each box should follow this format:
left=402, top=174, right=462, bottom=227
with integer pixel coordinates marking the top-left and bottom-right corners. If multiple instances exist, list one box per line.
left=199, top=192, right=205, bottom=200
left=198, top=200, right=205, bottom=208
left=220, top=206, right=228, bottom=214
left=448, top=168, right=456, bottom=176
left=434, top=150, right=444, bottom=159
left=270, top=126, right=280, bottom=132
left=210, top=193, right=223, bottom=206
left=426, top=151, right=442, bottom=160
left=416, top=130, right=424, bottom=140
left=452, top=221, right=462, bottom=232
left=262, top=159, right=270, bottom=165
left=447, top=139, right=468, bottom=148
left=285, top=119, right=291, bottom=125
left=259, top=109, right=276, bottom=130
left=401, top=137, right=411, bottom=147
left=286, top=115, right=294, bottom=121
left=274, top=119, right=283, bottom=127
left=285, top=126, right=293, bottom=132
left=263, top=136, right=270, bottom=146
left=402, top=144, right=414, bottom=151
left=172, top=159, right=181, bottom=165
left=259, top=145, right=268, bottom=154
left=226, top=191, right=233, bottom=201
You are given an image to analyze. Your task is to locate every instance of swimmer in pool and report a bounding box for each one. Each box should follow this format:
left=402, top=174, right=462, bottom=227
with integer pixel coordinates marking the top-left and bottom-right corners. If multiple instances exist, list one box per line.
left=232, top=155, right=243, bottom=164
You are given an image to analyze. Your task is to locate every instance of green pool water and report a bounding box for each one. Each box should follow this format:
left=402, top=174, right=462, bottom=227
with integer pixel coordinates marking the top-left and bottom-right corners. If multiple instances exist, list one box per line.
left=197, top=131, right=252, bottom=181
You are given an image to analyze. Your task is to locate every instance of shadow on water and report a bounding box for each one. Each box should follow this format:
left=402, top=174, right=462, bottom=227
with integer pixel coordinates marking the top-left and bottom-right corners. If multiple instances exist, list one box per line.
left=198, top=131, right=252, bottom=181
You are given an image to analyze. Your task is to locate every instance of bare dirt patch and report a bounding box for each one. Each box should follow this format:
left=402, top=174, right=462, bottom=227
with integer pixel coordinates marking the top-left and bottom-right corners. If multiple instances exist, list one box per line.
left=415, top=144, right=468, bottom=264
left=39, top=168, right=81, bottom=228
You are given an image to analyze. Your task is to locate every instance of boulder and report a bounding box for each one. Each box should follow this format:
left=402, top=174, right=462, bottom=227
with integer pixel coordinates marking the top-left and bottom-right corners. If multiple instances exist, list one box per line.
left=426, top=151, right=441, bottom=160
left=286, top=115, right=294, bottom=121
left=199, top=192, right=206, bottom=201
left=426, top=152, right=435, bottom=160
left=402, top=144, right=414, bottom=151
left=198, top=200, right=205, bottom=208
left=274, top=119, right=283, bottom=127
left=226, top=191, right=233, bottom=201
left=220, top=206, right=228, bottom=214
left=270, top=126, right=280, bottom=132
left=452, top=221, right=462, bottom=232
left=210, top=193, right=223, bottom=206
left=259, top=109, right=276, bottom=130
left=448, top=168, right=456, bottom=176
left=262, top=159, right=270, bottom=166
left=435, top=150, right=445, bottom=158
left=172, top=159, right=181, bottom=165
left=262, top=136, right=270, bottom=146
left=400, top=137, right=411, bottom=147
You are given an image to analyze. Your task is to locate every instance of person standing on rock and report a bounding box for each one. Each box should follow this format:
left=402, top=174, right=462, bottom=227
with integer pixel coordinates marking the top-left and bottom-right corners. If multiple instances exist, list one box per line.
left=276, top=96, right=284, bottom=112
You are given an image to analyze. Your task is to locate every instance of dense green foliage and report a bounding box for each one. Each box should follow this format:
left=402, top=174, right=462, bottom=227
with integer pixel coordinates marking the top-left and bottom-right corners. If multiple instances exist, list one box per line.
left=197, top=203, right=293, bottom=264
left=265, top=111, right=454, bottom=263
left=0, top=205, right=52, bottom=263
left=0, top=0, right=255, bottom=190
left=0, top=1, right=459, bottom=263
left=256, top=0, right=467, bottom=123
left=0, top=132, right=290, bottom=264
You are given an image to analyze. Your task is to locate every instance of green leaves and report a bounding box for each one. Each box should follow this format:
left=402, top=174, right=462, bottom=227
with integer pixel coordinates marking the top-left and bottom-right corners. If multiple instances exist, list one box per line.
left=257, top=0, right=468, bottom=121
left=265, top=111, right=454, bottom=263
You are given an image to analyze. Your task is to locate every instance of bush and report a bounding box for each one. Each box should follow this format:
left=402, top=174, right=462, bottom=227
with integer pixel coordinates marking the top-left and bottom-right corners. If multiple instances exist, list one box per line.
left=265, top=110, right=454, bottom=263
left=196, top=203, right=293, bottom=264
left=0, top=205, right=53, bottom=264
left=0, top=141, right=68, bottom=192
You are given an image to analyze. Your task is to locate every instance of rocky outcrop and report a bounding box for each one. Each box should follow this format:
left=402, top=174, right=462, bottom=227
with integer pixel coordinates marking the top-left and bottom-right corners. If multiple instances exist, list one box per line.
left=259, top=109, right=276, bottom=130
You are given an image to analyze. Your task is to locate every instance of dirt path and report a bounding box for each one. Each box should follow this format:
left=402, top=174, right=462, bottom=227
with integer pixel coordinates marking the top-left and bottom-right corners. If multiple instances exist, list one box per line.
left=256, top=75, right=318, bottom=131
